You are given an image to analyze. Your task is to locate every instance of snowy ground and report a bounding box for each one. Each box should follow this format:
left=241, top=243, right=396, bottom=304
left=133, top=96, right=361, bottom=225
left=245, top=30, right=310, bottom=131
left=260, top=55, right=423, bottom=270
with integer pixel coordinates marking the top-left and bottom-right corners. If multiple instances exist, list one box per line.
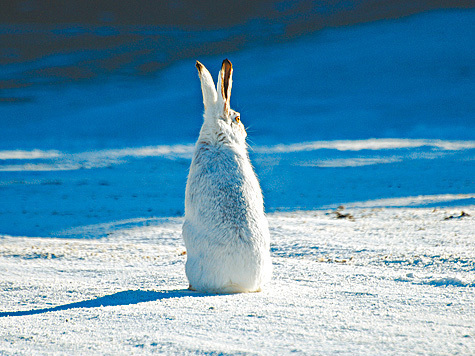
left=1, top=207, right=474, bottom=355
left=1, top=138, right=474, bottom=238
left=1, top=8, right=474, bottom=355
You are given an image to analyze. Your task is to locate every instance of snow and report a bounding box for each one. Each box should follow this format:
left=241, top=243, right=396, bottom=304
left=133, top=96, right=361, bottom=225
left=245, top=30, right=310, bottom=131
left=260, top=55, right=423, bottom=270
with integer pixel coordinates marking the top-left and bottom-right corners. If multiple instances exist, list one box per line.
left=0, top=136, right=474, bottom=237
left=1, top=9, right=475, bottom=355
left=2, top=11, right=474, bottom=151
left=258, top=139, right=475, bottom=153
left=1, top=208, right=474, bottom=354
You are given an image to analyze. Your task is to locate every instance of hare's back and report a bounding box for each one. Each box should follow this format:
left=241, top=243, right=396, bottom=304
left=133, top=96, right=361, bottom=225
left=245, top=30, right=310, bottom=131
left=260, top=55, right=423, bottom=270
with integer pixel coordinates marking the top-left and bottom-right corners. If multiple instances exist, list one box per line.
left=186, top=145, right=264, bottom=229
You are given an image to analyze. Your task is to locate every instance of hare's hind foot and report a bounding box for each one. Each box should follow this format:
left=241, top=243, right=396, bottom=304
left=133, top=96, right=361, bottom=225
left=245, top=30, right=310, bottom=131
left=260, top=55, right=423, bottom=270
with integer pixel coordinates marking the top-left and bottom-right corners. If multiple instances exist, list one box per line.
left=218, top=283, right=262, bottom=294
left=188, top=284, right=196, bottom=291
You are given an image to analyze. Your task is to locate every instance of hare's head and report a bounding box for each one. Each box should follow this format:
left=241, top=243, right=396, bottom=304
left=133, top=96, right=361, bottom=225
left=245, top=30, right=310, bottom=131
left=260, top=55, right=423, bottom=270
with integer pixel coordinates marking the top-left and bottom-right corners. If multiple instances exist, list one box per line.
left=196, top=59, right=246, bottom=145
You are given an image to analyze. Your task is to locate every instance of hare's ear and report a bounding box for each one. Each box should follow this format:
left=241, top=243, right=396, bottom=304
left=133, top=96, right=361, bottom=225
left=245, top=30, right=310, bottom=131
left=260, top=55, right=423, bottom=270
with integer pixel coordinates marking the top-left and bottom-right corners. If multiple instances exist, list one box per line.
left=217, top=59, right=233, bottom=113
left=196, top=61, right=217, bottom=110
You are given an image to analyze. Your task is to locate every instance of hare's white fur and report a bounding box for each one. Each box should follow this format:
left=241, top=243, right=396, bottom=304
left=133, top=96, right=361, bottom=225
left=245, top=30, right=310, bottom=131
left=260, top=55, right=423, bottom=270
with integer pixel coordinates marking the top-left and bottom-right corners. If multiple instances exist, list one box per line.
left=182, top=59, right=272, bottom=293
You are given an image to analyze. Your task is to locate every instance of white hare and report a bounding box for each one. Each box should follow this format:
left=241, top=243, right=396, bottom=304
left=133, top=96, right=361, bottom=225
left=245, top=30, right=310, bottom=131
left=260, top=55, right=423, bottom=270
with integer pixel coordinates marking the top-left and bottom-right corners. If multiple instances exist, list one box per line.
left=182, top=59, right=272, bottom=293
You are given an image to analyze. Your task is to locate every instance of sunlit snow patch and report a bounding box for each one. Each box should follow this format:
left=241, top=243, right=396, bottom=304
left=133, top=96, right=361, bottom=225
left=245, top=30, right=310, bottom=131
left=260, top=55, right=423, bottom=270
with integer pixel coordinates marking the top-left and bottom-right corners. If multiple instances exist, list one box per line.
left=0, top=149, right=60, bottom=160
left=1, top=139, right=474, bottom=172
left=325, top=194, right=475, bottom=209
left=257, top=139, right=475, bottom=153
left=0, top=144, right=194, bottom=172
left=297, top=156, right=402, bottom=167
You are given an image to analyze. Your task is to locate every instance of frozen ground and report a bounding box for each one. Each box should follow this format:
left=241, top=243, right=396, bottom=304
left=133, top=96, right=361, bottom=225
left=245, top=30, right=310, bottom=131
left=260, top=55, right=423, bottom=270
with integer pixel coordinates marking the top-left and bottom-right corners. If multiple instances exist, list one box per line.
left=1, top=207, right=474, bottom=355
left=0, top=138, right=474, bottom=237
left=1, top=10, right=473, bottom=237
left=1, top=9, right=474, bottom=355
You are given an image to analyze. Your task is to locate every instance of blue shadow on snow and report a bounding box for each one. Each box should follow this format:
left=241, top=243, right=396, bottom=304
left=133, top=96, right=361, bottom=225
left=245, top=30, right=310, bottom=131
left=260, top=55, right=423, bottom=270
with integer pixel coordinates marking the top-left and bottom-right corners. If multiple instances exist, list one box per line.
left=0, top=289, right=208, bottom=317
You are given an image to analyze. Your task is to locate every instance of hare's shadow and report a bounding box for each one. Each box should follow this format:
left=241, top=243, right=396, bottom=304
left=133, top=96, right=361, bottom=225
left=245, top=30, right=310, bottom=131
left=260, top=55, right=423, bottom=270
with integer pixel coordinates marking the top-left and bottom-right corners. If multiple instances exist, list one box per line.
left=0, top=289, right=208, bottom=317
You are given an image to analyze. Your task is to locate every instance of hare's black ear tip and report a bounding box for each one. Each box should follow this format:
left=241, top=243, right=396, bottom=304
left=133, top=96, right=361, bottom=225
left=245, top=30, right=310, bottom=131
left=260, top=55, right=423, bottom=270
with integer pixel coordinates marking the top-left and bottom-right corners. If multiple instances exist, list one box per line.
left=196, top=60, right=203, bottom=72
left=223, top=58, right=232, bottom=67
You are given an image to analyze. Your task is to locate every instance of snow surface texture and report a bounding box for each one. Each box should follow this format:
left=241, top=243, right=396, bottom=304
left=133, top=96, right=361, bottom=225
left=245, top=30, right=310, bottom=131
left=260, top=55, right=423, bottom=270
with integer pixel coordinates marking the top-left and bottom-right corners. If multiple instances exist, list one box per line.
left=1, top=208, right=474, bottom=354
left=1, top=9, right=475, bottom=355
left=1, top=138, right=473, bottom=237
